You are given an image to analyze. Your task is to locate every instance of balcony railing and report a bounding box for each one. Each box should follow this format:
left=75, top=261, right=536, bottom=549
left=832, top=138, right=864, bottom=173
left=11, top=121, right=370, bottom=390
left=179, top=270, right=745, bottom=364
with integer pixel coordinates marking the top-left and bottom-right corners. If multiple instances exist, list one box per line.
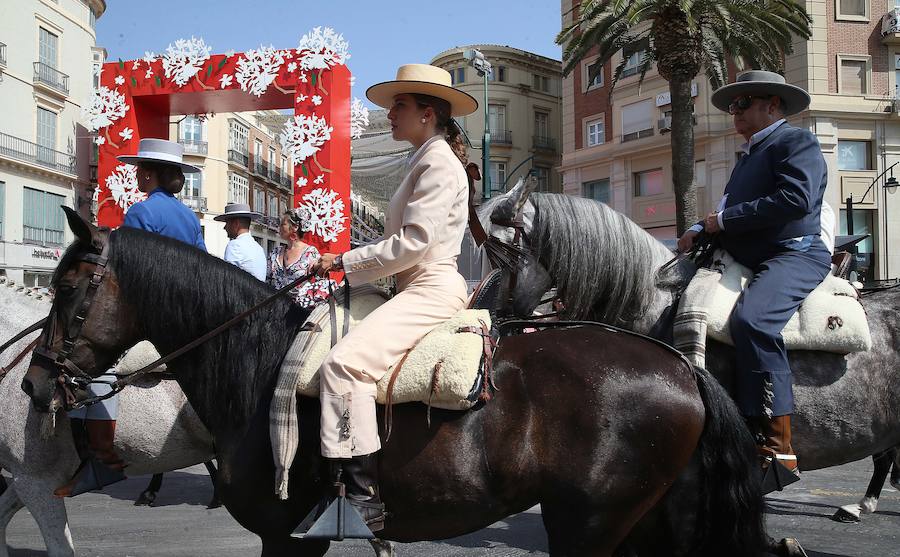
left=532, top=135, right=556, bottom=151
left=882, top=8, right=900, bottom=44
left=254, top=161, right=269, bottom=177
left=228, top=149, right=248, bottom=167
left=24, top=226, right=64, bottom=247
left=490, top=130, right=513, bottom=145
left=270, top=168, right=282, bottom=184
left=281, top=175, right=292, bottom=188
left=622, top=128, right=655, bottom=143
left=179, top=195, right=207, bottom=212
left=0, top=131, right=76, bottom=175
left=179, top=139, right=208, bottom=155
left=0, top=43, right=7, bottom=67
left=33, top=62, right=70, bottom=95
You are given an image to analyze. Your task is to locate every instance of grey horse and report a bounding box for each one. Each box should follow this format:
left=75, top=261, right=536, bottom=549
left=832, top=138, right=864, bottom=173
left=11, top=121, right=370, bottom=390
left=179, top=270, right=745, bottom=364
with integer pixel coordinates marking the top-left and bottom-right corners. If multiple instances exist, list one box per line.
left=480, top=182, right=900, bottom=524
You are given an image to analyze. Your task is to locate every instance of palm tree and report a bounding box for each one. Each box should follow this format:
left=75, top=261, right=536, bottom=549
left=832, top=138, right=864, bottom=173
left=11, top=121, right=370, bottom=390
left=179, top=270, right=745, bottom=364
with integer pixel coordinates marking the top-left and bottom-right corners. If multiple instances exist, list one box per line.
left=557, top=0, right=812, bottom=234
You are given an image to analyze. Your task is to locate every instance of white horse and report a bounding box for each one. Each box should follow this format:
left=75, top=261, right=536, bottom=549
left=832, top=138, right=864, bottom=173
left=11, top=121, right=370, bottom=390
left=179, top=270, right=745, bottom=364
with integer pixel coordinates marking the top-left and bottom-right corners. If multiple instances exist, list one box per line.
left=0, top=278, right=215, bottom=557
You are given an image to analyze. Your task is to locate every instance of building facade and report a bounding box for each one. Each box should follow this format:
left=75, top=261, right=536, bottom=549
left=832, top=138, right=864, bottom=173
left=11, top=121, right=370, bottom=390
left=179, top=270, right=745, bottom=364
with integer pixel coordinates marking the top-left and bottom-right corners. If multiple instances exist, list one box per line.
left=560, top=0, right=900, bottom=282
left=431, top=45, right=563, bottom=196
left=0, top=0, right=106, bottom=286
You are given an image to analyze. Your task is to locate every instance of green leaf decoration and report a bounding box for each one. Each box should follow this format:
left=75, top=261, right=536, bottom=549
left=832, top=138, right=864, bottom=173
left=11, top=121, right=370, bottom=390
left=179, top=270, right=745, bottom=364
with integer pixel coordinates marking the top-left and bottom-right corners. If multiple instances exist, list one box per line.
left=131, top=77, right=137, bottom=87
left=311, top=73, right=317, bottom=86
left=206, top=64, right=212, bottom=77
left=118, top=59, right=124, bottom=69
left=218, top=58, right=228, bottom=70
left=155, top=75, right=162, bottom=87
left=302, top=164, right=308, bottom=177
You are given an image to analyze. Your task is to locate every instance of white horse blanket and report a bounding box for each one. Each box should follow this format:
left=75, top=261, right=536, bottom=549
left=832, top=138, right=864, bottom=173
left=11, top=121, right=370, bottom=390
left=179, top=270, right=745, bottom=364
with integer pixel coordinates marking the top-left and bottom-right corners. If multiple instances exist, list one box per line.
left=674, top=249, right=871, bottom=368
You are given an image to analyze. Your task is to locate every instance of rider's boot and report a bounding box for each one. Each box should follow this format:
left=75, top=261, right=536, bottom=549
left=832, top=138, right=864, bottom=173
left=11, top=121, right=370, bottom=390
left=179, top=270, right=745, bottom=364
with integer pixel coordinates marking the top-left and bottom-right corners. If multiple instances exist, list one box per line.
left=54, top=419, right=126, bottom=497
left=329, top=453, right=386, bottom=532
left=758, top=414, right=799, bottom=477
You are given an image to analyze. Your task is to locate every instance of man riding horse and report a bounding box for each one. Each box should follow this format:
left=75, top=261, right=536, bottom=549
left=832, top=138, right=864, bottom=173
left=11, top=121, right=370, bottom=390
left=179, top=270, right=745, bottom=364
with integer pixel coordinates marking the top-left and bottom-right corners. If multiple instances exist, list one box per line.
left=677, top=70, right=831, bottom=476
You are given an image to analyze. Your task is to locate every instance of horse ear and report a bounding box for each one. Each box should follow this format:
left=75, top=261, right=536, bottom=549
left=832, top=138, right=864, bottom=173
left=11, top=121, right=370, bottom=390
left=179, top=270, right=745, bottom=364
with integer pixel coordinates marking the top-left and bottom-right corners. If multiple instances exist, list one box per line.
left=491, top=178, right=525, bottom=222
left=512, top=175, right=539, bottom=217
left=62, top=206, right=102, bottom=250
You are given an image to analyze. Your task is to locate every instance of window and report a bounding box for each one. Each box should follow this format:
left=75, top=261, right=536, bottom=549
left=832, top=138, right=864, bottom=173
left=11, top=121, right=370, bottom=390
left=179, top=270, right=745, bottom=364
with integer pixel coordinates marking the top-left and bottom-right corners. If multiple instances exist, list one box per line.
left=488, top=104, right=506, bottom=134
left=451, top=68, right=465, bottom=84
left=488, top=66, right=506, bottom=82
left=634, top=169, right=664, bottom=197
left=23, top=188, right=66, bottom=246
left=39, top=28, right=59, bottom=68
left=181, top=116, right=203, bottom=142
left=281, top=156, right=289, bottom=179
left=228, top=173, right=249, bottom=204
left=183, top=172, right=202, bottom=198
left=89, top=8, right=96, bottom=29
left=621, top=99, right=654, bottom=142
left=895, top=55, right=900, bottom=99
left=229, top=121, right=249, bottom=153
left=280, top=196, right=288, bottom=216
left=533, top=74, right=550, bottom=92
left=837, top=140, right=872, bottom=170
left=91, top=50, right=103, bottom=89
left=0, top=181, right=4, bottom=239
left=837, top=0, right=868, bottom=19
left=268, top=147, right=276, bottom=175
left=534, top=167, right=550, bottom=192
left=36, top=107, right=57, bottom=163
left=253, top=187, right=265, bottom=213
left=489, top=161, right=507, bottom=189
left=254, top=140, right=263, bottom=163
left=839, top=208, right=874, bottom=281
left=622, top=39, right=649, bottom=78
left=586, top=117, right=605, bottom=147
left=840, top=57, right=869, bottom=95
left=534, top=112, right=549, bottom=139
left=587, top=60, right=603, bottom=88
left=268, top=192, right=278, bottom=218
left=583, top=179, right=610, bottom=204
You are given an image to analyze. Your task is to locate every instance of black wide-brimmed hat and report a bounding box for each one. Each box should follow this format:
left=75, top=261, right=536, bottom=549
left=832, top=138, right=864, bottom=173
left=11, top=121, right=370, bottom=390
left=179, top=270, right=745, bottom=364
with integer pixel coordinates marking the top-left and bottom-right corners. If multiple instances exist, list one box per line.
left=711, top=70, right=811, bottom=116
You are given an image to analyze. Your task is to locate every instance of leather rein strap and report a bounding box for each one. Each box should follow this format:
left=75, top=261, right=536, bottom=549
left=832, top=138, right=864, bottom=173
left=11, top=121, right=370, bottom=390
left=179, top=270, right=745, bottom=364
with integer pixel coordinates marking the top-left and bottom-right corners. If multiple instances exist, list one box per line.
left=466, top=162, right=489, bottom=247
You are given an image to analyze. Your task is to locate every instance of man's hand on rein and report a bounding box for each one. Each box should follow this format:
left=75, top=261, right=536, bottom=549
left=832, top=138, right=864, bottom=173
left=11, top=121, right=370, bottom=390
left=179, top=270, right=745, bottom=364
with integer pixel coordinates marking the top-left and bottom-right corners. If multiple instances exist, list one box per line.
left=314, top=253, right=341, bottom=276
left=704, top=212, right=722, bottom=234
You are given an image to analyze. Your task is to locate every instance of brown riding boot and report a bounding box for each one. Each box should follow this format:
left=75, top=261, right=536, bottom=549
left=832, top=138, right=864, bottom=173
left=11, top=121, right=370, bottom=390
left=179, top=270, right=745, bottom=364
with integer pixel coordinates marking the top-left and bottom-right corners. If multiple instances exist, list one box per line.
left=758, top=414, right=799, bottom=476
left=54, top=419, right=126, bottom=497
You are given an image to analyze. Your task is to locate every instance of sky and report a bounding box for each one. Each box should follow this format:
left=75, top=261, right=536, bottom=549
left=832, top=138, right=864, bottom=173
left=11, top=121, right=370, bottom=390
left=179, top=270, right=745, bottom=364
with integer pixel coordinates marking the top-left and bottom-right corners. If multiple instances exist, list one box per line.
left=97, top=0, right=563, bottom=109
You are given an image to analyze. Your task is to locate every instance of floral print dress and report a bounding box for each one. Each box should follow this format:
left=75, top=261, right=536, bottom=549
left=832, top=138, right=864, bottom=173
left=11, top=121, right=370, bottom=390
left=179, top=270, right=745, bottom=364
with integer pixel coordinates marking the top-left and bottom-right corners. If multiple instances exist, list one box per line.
left=267, top=245, right=334, bottom=308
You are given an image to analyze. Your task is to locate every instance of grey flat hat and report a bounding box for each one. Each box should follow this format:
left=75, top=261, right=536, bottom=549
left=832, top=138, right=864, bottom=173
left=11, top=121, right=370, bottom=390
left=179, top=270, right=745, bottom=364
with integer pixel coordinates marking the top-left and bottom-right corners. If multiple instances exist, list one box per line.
left=214, top=203, right=262, bottom=222
left=118, top=138, right=202, bottom=173
left=711, top=70, right=811, bottom=116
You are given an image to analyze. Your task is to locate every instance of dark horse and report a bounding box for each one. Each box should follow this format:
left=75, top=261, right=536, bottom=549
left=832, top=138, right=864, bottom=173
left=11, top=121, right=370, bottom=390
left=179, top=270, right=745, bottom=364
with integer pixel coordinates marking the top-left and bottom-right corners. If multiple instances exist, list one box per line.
left=21, top=209, right=766, bottom=557
left=484, top=186, right=900, bottom=523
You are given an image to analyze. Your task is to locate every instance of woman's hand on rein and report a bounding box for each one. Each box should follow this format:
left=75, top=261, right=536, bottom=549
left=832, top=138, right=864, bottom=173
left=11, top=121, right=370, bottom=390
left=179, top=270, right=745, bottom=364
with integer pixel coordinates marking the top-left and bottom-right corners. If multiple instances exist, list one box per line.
left=314, top=253, right=339, bottom=276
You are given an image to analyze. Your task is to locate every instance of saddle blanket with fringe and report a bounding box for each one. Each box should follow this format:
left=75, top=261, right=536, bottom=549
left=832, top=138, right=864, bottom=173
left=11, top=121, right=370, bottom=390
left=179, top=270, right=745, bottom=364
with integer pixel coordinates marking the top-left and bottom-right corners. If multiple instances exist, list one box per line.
left=269, top=284, right=492, bottom=499
left=674, top=249, right=871, bottom=368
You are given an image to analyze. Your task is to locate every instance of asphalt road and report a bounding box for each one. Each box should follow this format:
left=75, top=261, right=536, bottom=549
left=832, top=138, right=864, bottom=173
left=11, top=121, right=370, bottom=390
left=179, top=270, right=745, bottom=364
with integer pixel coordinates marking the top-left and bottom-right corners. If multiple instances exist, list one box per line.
left=4, top=458, right=899, bottom=556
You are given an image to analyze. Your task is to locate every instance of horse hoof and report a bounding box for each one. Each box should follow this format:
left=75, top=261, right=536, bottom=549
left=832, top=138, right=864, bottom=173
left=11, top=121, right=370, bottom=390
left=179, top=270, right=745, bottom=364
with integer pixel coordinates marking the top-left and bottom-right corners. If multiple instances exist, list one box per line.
left=831, top=507, right=860, bottom=523
left=135, top=491, right=156, bottom=506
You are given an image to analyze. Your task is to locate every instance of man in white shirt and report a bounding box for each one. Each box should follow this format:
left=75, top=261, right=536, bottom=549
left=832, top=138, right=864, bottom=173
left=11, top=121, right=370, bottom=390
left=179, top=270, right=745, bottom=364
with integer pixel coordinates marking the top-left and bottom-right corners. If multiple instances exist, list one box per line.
left=216, top=203, right=266, bottom=281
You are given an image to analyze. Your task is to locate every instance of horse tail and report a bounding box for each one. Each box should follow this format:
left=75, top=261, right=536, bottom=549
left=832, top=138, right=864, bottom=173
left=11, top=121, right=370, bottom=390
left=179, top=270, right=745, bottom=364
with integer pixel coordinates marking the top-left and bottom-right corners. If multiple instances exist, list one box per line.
left=691, top=366, right=766, bottom=557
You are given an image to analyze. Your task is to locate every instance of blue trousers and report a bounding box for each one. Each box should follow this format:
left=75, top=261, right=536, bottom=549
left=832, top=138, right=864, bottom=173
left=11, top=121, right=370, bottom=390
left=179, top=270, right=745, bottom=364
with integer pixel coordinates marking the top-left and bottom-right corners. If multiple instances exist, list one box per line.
left=727, top=240, right=831, bottom=417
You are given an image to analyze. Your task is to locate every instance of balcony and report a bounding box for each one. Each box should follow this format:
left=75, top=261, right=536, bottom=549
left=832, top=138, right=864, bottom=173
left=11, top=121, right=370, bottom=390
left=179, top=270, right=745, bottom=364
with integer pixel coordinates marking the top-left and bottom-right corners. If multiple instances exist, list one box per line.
left=270, top=168, right=281, bottom=185
left=0, top=131, right=76, bottom=176
left=254, top=160, right=269, bottom=177
left=280, top=174, right=292, bottom=188
left=622, top=128, right=655, bottom=143
left=228, top=149, right=248, bottom=167
left=179, top=139, right=208, bottom=155
left=0, top=43, right=7, bottom=67
left=490, top=129, right=513, bottom=145
left=883, top=9, right=900, bottom=44
left=24, top=226, right=64, bottom=247
left=532, top=135, right=556, bottom=151
left=179, top=195, right=207, bottom=212
left=33, top=62, right=69, bottom=96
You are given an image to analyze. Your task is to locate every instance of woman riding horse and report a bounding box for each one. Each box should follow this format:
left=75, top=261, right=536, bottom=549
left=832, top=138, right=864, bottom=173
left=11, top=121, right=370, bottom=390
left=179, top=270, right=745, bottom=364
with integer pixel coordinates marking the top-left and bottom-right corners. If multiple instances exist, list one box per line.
left=310, top=64, right=477, bottom=531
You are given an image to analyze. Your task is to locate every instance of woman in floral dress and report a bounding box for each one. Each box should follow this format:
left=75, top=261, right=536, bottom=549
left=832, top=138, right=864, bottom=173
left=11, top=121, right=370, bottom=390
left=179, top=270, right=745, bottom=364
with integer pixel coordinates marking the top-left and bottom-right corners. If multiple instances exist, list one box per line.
left=267, top=209, right=332, bottom=308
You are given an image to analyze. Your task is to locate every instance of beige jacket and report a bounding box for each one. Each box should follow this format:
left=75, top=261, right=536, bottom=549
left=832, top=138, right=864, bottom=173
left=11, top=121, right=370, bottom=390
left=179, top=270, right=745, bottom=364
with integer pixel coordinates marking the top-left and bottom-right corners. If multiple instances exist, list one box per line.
left=342, top=135, right=468, bottom=288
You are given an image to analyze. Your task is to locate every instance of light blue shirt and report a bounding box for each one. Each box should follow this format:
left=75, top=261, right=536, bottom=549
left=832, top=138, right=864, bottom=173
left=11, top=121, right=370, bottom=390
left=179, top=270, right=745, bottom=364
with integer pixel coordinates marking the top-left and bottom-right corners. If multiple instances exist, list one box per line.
left=224, top=232, right=267, bottom=281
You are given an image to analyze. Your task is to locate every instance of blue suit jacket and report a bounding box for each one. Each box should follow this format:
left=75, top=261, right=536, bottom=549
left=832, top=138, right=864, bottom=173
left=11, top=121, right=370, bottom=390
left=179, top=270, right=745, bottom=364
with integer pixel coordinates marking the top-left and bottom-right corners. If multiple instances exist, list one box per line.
left=716, top=122, right=827, bottom=266
left=122, top=188, right=207, bottom=251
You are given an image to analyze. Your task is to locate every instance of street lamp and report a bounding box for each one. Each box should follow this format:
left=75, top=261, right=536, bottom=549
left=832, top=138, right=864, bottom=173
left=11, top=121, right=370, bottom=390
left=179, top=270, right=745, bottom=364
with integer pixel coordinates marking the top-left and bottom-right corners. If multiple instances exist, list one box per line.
left=463, top=48, right=492, bottom=199
left=845, top=162, right=900, bottom=280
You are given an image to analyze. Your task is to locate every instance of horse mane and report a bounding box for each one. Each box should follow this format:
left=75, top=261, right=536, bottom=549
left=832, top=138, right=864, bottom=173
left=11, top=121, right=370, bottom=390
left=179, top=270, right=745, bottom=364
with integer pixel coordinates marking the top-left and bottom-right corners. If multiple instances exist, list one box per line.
left=104, top=227, right=308, bottom=430
left=529, top=193, right=673, bottom=324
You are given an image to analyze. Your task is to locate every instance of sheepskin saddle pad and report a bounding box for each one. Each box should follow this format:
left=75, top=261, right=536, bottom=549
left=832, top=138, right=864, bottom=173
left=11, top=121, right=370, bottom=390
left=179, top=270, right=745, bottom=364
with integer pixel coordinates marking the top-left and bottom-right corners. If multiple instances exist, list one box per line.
left=681, top=249, right=871, bottom=354
left=283, top=285, right=492, bottom=411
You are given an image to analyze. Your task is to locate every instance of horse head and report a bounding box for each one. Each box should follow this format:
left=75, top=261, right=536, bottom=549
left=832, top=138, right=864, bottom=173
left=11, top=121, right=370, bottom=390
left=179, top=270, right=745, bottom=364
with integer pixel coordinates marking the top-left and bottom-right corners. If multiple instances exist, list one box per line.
left=21, top=207, right=140, bottom=412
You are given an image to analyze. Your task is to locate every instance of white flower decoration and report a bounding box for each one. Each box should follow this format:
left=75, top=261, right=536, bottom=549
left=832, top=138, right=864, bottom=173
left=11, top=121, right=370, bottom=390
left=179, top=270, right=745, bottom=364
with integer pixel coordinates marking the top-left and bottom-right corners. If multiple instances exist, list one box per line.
left=296, top=176, right=308, bottom=188
left=279, top=113, right=333, bottom=165
left=145, top=68, right=154, bottom=79
left=95, top=135, right=106, bottom=145
left=350, top=76, right=356, bottom=87
left=131, top=60, right=140, bottom=70
left=114, top=75, right=125, bottom=86
left=313, top=174, right=325, bottom=185
left=300, top=72, right=308, bottom=83
left=350, top=98, right=369, bottom=139
left=162, top=37, right=212, bottom=87
left=235, top=45, right=287, bottom=97
left=225, top=49, right=236, bottom=58
left=105, top=164, right=146, bottom=212
left=296, top=94, right=308, bottom=102
left=296, top=26, right=350, bottom=71
left=142, top=51, right=157, bottom=65
left=311, top=95, right=322, bottom=106
left=287, top=61, right=297, bottom=73
left=119, top=127, right=134, bottom=141
left=82, top=86, right=130, bottom=132
left=219, top=73, right=234, bottom=88
left=297, top=187, right=347, bottom=243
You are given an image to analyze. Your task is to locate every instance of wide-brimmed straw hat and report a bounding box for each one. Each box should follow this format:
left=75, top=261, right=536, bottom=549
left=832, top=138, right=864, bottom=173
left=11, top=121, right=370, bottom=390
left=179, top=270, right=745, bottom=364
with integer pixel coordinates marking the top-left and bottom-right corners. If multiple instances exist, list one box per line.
left=711, top=70, right=811, bottom=116
left=118, top=138, right=202, bottom=173
left=213, top=203, right=261, bottom=222
left=366, top=64, right=479, bottom=117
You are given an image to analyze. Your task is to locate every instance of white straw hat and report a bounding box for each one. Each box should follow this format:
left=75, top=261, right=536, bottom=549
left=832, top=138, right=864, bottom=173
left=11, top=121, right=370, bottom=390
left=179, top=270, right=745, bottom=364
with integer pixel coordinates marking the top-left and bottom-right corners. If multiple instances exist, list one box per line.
left=366, top=64, right=478, bottom=117
left=117, top=138, right=202, bottom=173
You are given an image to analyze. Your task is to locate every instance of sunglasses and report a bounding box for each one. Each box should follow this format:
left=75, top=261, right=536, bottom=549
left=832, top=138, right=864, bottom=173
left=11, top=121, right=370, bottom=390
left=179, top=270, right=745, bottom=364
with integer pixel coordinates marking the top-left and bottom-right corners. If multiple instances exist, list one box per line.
left=728, top=95, right=772, bottom=114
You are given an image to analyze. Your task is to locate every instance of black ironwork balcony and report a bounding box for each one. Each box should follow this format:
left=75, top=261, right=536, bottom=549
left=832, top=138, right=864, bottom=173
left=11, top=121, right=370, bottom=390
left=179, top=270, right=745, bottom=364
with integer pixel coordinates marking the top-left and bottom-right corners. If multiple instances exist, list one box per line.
left=490, top=129, right=513, bottom=145
left=532, top=135, right=556, bottom=151
left=0, top=43, right=7, bottom=67
left=0, top=131, right=75, bottom=175
left=33, top=62, right=69, bottom=95
left=179, top=139, right=208, bottom=155
left=179, top=195, right=207, bottom=212
left=270, top=168, right=281, bottom=184
left=228, top=149, right=248, bottom=167
left=281, top=174, right=292, bottom=188
left=254, top=161, right=269, bottom=177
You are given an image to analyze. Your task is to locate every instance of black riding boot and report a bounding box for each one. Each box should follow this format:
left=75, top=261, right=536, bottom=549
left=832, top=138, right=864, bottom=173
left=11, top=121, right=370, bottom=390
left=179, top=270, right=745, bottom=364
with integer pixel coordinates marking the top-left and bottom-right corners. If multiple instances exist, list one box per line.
left=328, top=453, right=385, bottom=532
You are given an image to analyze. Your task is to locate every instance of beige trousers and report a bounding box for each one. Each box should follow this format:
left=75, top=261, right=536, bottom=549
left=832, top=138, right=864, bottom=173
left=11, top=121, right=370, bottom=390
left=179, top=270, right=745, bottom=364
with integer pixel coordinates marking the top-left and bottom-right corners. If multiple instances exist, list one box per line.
left=319, top=262, right=468, bottom=458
